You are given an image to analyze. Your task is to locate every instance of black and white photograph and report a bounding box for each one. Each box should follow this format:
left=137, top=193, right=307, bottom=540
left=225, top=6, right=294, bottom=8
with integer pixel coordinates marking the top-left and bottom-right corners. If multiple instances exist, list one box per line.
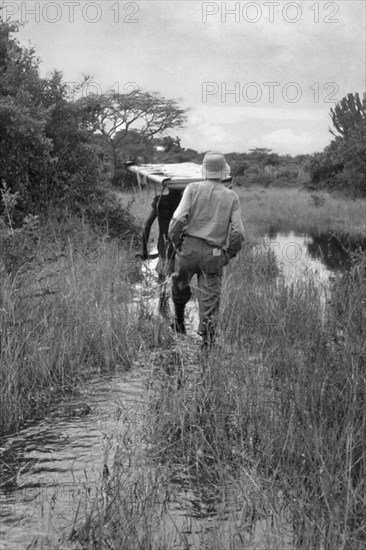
left=0, top=1, right=365, bottom=548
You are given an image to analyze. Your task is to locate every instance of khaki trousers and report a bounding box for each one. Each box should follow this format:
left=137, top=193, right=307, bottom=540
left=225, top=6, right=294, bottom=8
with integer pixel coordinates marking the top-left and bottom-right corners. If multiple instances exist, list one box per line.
left=172, top=235, right=224, bottom=343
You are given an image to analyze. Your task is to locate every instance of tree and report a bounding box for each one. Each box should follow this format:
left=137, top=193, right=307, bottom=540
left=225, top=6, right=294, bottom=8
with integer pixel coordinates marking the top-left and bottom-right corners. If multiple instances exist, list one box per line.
left=115, top=129, right=155, bottom=162
left=308, top=93, right=366, bottom=196
left=0, top=19, right=102, bottom=216
left=0, top=19, right=52, bottom=213
left=328, top=92, right=366, bottom=196
left=79, top=90, right=187, bottom=184
left=42, top=71, right=103, bottom=208
left=248, top=147, right=280, bottom=165
left=329, top=92, right=365, bottom=137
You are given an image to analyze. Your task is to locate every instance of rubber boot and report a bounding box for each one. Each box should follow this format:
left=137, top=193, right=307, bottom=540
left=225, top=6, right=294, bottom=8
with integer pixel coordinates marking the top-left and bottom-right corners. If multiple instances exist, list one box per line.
left=171, top=303, right=186, bottom=334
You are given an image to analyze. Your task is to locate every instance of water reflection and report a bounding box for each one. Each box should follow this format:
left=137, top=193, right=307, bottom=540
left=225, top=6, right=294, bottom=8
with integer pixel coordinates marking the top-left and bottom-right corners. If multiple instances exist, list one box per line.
left=265, top=232, right=330, bottom=283
left=138, top=253, right=200, bottom=335
left=0, top=371, right=147, bottom=549
left=3, top=231, right=359, bottom=549
left=265, top=230, right=365, bottom=282
left=307, top=231, right=366, bottom=270
left=160, top=467, right=293, bottom=549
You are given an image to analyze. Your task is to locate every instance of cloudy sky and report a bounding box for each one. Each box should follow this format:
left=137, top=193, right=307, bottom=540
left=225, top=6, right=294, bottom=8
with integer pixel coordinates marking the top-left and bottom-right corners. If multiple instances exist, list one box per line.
left=5, top=0, right=366, bottom=154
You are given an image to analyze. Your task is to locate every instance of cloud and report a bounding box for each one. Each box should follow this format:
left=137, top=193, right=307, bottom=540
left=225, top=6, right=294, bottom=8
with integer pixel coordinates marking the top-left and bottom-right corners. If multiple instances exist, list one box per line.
left=182, top=120, right=228, bottom=151
left=194, top=105, right=327, bottom=122
left=13, top=0, right=362, bottom=158
left=248, top=128, right=330, bottom=155
left=182, top=106, right=331, bottom=153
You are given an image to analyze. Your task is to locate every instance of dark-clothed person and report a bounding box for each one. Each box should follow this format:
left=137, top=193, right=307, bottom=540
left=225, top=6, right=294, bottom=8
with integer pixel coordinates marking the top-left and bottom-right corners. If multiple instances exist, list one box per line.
left=142, top=189, right=183, bottom=313
left=168, top=152, right=244, bottom=346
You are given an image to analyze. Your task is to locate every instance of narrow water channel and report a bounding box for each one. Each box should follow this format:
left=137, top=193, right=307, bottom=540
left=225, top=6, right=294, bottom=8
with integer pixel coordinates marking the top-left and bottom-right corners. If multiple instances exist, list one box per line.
left=266, top=228, right=365, bottom=280
left=0, top=369, right=149, bottom=549
left=0, top=230, right=359, bottom=549
left=266, top=231, right=336, bottom=283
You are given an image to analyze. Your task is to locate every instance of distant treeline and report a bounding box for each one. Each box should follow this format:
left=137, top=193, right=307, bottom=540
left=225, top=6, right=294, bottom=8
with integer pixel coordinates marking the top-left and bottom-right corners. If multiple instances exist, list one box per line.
left=1, top=16, right=365, bottom=230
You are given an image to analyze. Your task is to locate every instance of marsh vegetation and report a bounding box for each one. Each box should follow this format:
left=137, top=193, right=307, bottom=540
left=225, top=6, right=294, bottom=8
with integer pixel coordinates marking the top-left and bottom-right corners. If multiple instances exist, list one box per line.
left=65, top=187, right=366, bottom=550
left=1, top=187, right=365, bottom=549
left=1, top=14, right=365, bottom=549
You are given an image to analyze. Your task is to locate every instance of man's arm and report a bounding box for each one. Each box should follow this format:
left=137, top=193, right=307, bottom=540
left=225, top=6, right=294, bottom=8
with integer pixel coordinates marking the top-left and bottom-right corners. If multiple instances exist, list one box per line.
left=168, top=185, right=192, bottom=247
left=226, top=195, right=244, bottom=260
left=142, top=208, right=157, bottom=259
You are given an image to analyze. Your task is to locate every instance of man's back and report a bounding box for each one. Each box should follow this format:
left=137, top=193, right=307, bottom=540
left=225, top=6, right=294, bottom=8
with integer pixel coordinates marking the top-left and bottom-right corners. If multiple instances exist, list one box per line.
left=167, top=151, right=244, bottom=344
left=170, top=180, right=243, bottom=248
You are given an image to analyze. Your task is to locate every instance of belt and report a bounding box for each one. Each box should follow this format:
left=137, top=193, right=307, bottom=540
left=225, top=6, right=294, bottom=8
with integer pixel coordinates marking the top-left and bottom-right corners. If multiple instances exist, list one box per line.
left=185, top=234, right=223, bottom=249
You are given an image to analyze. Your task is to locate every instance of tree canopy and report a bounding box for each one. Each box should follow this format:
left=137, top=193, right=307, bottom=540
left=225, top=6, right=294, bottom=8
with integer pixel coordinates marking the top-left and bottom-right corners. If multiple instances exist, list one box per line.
left=330, top=92, right=366, bottom=138
left=0, top=19, right=102, bottom=215
left=78, top=89, right=187, bottom=184
left=309, top=92, right=366, bottom=196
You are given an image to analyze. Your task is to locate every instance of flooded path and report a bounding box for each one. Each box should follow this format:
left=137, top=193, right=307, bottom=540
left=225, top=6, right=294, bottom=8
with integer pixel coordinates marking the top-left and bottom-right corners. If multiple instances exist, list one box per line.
left=265, top=228, right=365, bottom=281
left=266, top=231, right=336, bottom=283
left=0, top=231, right=357, bottom=549
left=0, top=368, right=149, bottom=549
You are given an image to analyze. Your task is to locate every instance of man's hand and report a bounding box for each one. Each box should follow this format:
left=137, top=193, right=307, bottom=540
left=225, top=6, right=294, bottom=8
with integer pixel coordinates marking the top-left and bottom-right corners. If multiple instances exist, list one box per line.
left=168, top=216, right=187, bottom=248
left=222, top=250, right=229, bottom=267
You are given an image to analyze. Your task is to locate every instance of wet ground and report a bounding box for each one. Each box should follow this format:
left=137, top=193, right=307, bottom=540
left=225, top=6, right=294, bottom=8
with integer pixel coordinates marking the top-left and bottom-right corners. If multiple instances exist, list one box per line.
left=1, top=230, right=361, bottom=549
left=0, top=369, right=149, bottom=549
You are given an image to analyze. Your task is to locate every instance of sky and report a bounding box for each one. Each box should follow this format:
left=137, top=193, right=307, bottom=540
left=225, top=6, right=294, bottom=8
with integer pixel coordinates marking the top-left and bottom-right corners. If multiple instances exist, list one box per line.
left=4, top=0, right=366, bottom=155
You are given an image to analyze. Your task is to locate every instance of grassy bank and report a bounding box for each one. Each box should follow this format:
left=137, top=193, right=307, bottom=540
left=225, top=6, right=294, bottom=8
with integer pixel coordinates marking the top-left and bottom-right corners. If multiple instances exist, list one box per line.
left=0, top=215, right=143, bottom=435
left=236, top=186, right=366, bottom=237
left=3, top=183, right=364, bottom=547
left=71, top=233, right=366, bottom=548
left=120, top=185, right=366, bottom=241
left=154, top=247, right=365, bottom=548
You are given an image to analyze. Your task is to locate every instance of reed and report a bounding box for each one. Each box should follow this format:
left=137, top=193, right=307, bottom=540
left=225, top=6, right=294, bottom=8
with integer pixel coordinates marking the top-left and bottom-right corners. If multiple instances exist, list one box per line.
left=237, top=186, right=366, bottom=237
left=0, top=217, right=141, bottom=435
left=71, top=188, right=366, bottom=549
left=117, top=185, right=366, bottom=242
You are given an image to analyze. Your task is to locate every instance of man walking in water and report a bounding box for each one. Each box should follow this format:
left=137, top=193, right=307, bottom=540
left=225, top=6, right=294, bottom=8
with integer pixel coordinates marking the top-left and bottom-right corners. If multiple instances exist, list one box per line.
left=168, top=152, right=244, bottom=347
left=141, top=186, right=183, bottom=315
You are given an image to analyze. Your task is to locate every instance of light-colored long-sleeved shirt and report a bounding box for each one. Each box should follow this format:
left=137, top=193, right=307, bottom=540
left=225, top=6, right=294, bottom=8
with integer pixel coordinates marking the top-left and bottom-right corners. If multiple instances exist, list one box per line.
left=168, top=180, right=244, bottom=256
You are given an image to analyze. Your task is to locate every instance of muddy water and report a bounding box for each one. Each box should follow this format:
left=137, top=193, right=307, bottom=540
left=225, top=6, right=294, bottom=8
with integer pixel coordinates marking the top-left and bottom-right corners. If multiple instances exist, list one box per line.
left=160, top=473, right=293, bottom=549
left=266, top=231, right=334, bottom=283
left=0, top=369, right=149, bottom=549
left=266, top=229, right=365, bottom=281
left=138, top=255, right=200, bottom=335
left=0, top=235, right=350, bottom=549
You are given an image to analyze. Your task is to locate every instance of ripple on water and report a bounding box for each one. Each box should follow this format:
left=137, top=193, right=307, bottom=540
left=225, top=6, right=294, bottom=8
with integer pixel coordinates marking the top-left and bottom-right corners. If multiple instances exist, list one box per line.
left=0, top=369, right=148, bottom=549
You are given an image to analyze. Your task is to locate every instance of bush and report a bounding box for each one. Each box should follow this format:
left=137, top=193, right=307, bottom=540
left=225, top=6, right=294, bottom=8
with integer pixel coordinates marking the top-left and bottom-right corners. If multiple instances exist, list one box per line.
left=85, top=190, right=141, bottom=243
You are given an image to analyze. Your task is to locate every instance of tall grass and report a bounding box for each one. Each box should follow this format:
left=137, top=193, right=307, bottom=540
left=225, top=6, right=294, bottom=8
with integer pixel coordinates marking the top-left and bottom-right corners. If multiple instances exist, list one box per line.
left=237, top=186, right=366, bottom=237
left=222, top=247, right=365, bottom=547
left=3, top=184, right=359, bottom=546
left=71, top=243, right=365, bottom=548
left=117, top=185, right=366, bottom=248
left=0, top=217, right=142, bottom=435
left=69, top=186, right=366, bottom=549
left=151, top=247, right=366, bottom=548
